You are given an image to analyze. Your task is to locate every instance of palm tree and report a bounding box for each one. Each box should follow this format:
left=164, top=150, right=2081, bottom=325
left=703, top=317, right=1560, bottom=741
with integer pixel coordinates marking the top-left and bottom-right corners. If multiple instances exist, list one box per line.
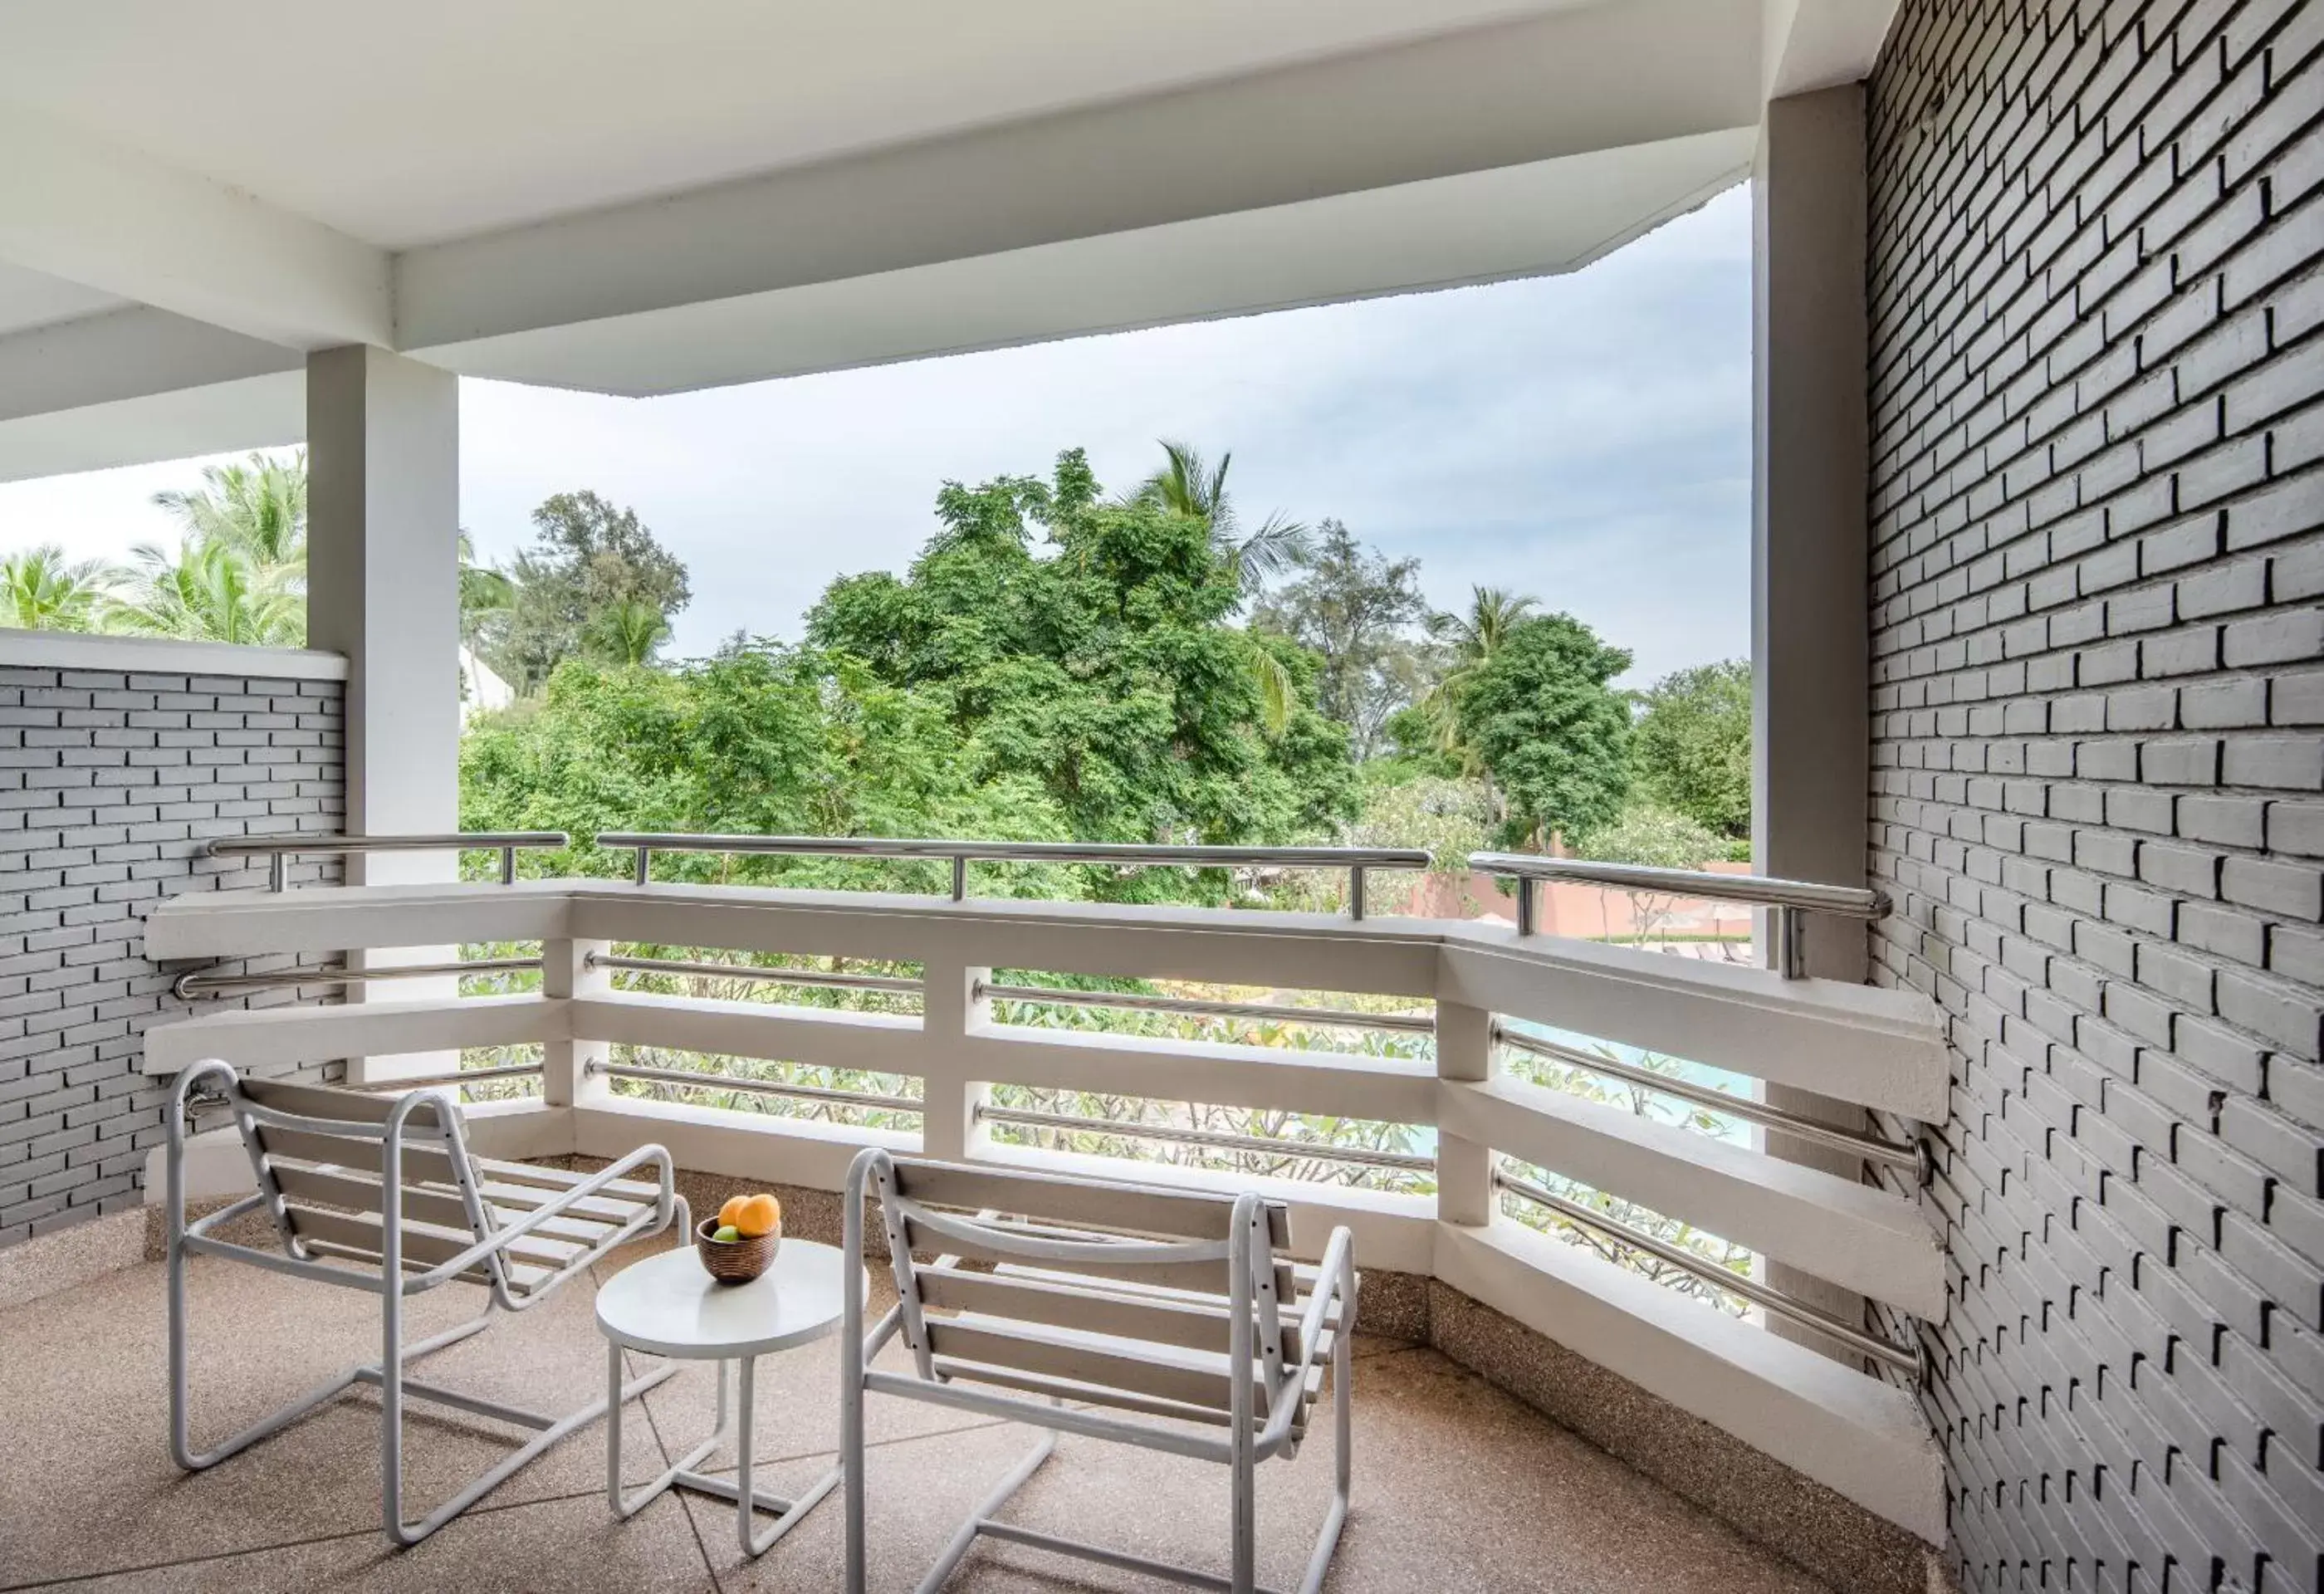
left=152, top=450, right=307, bottom=571
left=1135, top=441, right=1312, bottom=599
left=592, top=598, right=669, bottom=667
left=1135, top=441, right=1314, bottom=733
left=0, top=545, right=115, bottom=632
left=100, top=538, right=303, bottom=646
left=1421, top=585, right=1539, bottom=767
left=457, top=531, right=515, bottom=648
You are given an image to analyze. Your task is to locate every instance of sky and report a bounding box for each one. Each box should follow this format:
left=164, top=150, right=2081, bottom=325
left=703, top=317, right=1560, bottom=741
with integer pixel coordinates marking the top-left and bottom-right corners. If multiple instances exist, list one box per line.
left=0, top=185, right=1751, bottom=687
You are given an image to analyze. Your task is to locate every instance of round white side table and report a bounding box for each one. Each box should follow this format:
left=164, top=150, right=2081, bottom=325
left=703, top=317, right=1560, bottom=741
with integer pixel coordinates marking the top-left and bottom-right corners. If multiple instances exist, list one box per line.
left=596, top=1239, right=859, bottom=1557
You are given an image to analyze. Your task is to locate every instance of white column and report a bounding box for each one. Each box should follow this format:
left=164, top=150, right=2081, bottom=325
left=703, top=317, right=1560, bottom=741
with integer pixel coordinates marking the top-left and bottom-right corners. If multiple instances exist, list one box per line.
left=1433, top=1002, right=1496, bottom=1228
left=919, top=959, right=991, bottom=1162
left=542, top=938, right=610, bottom=1108
left=1751, top=86, right=1876, bottom=1363
left=306, top=346, right=461, bottom=1083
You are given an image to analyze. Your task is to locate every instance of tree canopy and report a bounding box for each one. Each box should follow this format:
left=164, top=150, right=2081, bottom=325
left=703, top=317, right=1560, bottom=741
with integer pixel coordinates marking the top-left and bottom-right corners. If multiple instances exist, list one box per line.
left=1631, top=658, right=1752, bottom=839
left=804, top=450, right=1356, bottom=892
left=1254, top=520, right=1429, bottom=760
left=475, top=491, right=692, bottom=692
left=1449, top=613, right=1633, bottom=848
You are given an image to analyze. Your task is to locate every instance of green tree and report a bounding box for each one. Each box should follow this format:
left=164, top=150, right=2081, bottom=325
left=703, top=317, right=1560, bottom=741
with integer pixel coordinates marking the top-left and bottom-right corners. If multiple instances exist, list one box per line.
left=100, top=537, right=304, bottom=646
left=1420, top=584, right=1538, bottom=767
left=152, top=450, right=307, bottom=571
left=1632, top=659, right=1751, bottom=839
left=477, top=491, right=691, bottom=692
left=1454, top=614, right=1632, bottom=848
left=459, top=644, right=1069, bottom=891
left=590, top=598, right=671, bottom=667
left=1254, top=520, right=1428, bottom=758
left=807, top=449, right=1356, bottom=899
left=457, top=531, right=516, bottom=649
left=0, top=545, right=113, bottom=631
left=1131, top=440, right=1310, bottom=598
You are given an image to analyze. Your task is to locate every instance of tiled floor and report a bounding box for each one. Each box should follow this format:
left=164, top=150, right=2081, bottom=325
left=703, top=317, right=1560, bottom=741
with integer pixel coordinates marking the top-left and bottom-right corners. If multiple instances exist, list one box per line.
left=0, top=1232, right=1831, bottom=1592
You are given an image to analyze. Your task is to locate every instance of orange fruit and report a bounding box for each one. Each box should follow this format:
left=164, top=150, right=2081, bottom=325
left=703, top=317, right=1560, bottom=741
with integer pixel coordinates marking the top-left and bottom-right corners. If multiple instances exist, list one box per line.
left=717, top=1195, right=751, bottom=1230
left=732, top=1192, right=780, bottom=1239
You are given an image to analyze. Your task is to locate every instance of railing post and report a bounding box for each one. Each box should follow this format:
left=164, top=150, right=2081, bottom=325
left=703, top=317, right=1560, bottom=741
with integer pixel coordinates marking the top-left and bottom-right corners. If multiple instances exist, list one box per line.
left=543, top=938, right=610, bottom=1108
left=1433, top=1002, right=1495, bottom=1228
left=918, top=957, right=991, bottom=1161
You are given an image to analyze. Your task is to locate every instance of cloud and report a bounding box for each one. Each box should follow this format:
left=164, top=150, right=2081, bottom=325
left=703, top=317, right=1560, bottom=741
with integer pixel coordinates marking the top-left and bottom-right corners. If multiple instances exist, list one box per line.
left=1, top=186, right=1752, bottom=686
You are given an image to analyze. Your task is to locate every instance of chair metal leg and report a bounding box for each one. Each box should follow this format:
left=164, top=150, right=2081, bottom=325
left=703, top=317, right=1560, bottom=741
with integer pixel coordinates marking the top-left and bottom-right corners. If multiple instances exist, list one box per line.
left=915, top=1428, right=1059, bottom=1594
left=1294, top=1324, right=1354, bottom=1594
left=169, top=1233, right=492, bottom=1473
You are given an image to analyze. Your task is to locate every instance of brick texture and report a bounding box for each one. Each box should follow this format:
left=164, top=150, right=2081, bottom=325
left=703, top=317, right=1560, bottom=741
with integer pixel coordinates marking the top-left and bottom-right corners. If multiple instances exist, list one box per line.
left=0, top=663, right=346, bottom=1244
left=1866, top=1, right=2324, bottom=1589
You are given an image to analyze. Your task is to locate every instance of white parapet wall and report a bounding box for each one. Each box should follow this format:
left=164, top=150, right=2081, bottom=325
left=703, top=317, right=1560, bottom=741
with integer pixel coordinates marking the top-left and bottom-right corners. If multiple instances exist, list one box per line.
left=140, top=873, right=1951, bottom=1540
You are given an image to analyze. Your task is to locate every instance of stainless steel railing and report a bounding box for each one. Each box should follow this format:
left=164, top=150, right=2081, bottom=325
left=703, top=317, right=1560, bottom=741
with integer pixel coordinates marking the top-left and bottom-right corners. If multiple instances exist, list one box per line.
left=1467, top=853, right=1890, bottom=977
left=1492, top=1166, right=1924, bottom=1378
left=980, top=980, right=1434, bottom=1034
left=589, top=952, right=922, bottom=996
left=1493, top=1024, right=1931, bottom=1185
left=590, top=1059, right=923, bottom=1116
left=173, top=956, right=543, bottom=1001
left=204, top=831, right=570, bottom=891
left=594, top=833, right=1430, bottom=919
left=978, top=1103, right=1436, bottom=1173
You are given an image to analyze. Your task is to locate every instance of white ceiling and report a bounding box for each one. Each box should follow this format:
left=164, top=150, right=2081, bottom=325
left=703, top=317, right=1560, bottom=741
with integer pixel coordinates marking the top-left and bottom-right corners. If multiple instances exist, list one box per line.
left=0, top=0, right=1895, bottom=478
left=0, top=262, right=127, bottom=338
left=0, top=0, right=1586, bottom=248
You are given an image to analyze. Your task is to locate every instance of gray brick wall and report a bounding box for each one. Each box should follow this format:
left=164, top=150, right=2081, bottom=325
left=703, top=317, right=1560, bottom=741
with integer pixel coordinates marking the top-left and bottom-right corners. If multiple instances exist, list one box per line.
left=0, top=661, right=346, bottom=1244
left=1866, top=1, right=2322, bottom=1588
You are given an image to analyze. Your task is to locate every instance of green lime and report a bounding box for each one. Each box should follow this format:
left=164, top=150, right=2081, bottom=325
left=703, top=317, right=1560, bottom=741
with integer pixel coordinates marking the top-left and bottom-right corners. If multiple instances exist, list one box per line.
left=712, top=1225, right=741, bottom=1243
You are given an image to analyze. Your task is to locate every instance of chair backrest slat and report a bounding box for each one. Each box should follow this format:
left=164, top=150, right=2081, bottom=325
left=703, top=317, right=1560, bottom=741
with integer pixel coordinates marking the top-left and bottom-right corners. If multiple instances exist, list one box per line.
left=895, top=1211, right=1292, bottom=1303
left=921, top=1318, right=1285, bottom=1416
left=878, top=1156, right=1304, bottom=1427
left=917, top=1266, right=1308, bottom=1362
left=889, top=1161, right=1289, bottom=1249
left=242, top=1122, right=468, bottom=1189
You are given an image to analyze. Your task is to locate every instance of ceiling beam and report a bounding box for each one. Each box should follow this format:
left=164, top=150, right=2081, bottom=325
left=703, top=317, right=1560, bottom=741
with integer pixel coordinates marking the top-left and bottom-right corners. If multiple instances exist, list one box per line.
left=420, top=132, right=1754, bottom=398
left=0, top=307, right=302, bottom=482
left=397, top=0, right=1761, bottom=359
left=0, top=105, right=390, bottom=351
left=1760, top=0, right=1904, bottom=100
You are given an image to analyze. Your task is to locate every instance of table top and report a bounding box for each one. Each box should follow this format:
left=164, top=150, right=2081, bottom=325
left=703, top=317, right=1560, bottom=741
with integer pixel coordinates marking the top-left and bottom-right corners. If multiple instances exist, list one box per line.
left=595, top=1240, right=858, bottom=1359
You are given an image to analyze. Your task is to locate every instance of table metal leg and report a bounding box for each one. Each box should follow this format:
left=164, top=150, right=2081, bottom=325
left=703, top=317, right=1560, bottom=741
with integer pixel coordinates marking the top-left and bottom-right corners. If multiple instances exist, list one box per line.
left=604, top=1351, right=840, bottom=1556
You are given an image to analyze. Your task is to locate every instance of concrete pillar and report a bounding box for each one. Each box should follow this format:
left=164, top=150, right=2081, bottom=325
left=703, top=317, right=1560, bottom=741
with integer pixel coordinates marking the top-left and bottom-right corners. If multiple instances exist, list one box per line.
left=306, top=347, right=461, bottom=1083
left=919, top=960, right=991, bottom=1161
left=1750, top=86, right=1875, bottom=1364
left=1433, top=1002, right=1496, bottom=1228
left=306, top=345, right=461, bottom=864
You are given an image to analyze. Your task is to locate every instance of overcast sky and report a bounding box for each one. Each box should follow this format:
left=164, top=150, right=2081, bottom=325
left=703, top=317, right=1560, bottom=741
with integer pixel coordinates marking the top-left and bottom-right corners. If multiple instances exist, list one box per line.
left=1, top=185, right=1750, bottom=687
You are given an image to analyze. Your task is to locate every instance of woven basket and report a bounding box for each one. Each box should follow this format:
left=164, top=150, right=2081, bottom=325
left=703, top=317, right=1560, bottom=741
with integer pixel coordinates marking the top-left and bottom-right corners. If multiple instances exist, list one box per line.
left=695, top=1215, right=780, bottom=1284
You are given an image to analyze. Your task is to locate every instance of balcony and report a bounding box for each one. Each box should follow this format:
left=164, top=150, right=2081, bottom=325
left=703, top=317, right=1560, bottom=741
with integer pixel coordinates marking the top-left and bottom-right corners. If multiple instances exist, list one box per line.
left=4, top=1217, right=1863, bottom=1592
left=0, top=832, right=1955, bottom=1591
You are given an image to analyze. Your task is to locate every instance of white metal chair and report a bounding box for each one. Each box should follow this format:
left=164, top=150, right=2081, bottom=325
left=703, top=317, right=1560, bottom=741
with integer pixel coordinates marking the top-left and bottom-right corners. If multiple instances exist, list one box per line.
left=165, top=1059, right=688, bottom=1547
left=841, top=1148, right=1356, bottom=1594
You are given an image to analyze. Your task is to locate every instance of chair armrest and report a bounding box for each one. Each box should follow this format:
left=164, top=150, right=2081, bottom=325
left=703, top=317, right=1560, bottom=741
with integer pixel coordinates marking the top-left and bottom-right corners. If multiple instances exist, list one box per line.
left=1291, top=1225, right=1358, bottom=1380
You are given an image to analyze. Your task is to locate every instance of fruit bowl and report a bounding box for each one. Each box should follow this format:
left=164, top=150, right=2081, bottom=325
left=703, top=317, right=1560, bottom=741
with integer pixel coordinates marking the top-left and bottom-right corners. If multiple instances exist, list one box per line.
left=695, top=1214, right=780, bottom=1284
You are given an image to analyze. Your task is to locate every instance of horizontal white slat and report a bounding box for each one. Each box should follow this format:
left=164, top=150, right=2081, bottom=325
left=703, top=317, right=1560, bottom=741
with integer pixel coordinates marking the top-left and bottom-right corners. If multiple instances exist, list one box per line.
left=142, top=994, right=565, bottom=1075
left=1440, top=1076, right=1943, bottom=1317
left=568, top=884, right=1442, bottom=999
left=952, top=1025, right=1436, bottom=1124
left=570, top=991, right=922, bottom=1073
left=1440, top=934, right=1948, bottom=1119
left=1434, top=1220, right=1945, bottom=1543
left=144, top=880, right=574, bottom=961
left=570, top=1094, right=918, bottom=1193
